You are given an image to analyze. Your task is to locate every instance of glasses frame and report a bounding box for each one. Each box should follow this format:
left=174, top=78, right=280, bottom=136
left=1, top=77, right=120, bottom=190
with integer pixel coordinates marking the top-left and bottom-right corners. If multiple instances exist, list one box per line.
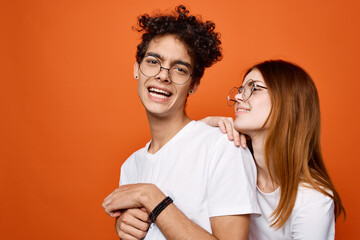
left=227, top=80, right=268, bottom=106
left=139, top=56, right=193, bottom=85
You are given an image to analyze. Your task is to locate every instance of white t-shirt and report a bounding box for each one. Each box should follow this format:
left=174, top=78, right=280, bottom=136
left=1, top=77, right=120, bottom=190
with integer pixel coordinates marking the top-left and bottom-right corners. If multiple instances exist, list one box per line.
left=120, top=121, right=260, bottom=239
left=249, top=185, right=335, bottom=240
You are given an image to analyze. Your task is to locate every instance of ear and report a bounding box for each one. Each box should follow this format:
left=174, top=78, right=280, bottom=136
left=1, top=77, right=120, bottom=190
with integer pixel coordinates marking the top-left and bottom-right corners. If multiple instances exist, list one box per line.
left=189, top=82, right=200, bottom=94
left=133, top=62, right=140, bottom=79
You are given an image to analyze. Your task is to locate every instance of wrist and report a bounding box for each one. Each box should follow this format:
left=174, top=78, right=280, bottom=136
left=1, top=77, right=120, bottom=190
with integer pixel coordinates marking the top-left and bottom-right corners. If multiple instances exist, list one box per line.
left=138, top=183, right=166, bottom=213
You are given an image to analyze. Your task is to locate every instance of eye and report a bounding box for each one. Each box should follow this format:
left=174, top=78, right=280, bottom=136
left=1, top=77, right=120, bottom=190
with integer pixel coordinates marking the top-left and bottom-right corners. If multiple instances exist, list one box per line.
left=147, top=59, right=159, bottom=65
left=144, top=56, right=160, bottom=66
left=252, top=84, right=266, bottom=92
left=172, top=65, right=190, bottom=75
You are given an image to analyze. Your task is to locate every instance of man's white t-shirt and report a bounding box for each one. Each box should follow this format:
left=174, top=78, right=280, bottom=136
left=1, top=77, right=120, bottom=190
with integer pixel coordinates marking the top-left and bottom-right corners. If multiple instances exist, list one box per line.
left=120, top=121, right=260, bottom=239
left=249, top=185, right=335, bottom=240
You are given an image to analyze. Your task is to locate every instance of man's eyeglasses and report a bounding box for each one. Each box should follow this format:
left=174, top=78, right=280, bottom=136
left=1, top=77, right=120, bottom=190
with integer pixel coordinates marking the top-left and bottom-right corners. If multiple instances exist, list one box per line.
left=227, top=80, right=268, bottom=106
left=139, top=56, right=192, bottom=85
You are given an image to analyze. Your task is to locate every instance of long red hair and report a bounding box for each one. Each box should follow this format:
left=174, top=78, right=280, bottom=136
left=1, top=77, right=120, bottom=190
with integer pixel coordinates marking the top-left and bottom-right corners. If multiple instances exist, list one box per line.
left=247, top=60, right=345, bottom=228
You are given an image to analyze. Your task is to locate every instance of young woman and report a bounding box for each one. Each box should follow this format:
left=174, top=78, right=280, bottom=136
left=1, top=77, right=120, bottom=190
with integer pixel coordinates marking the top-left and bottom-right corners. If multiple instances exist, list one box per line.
left=203, top=59, right=345, bottom=239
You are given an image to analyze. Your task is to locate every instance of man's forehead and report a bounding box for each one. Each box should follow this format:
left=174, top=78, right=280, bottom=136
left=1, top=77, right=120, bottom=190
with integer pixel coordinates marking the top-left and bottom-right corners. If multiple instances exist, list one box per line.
left=145, top=35, right=193, bottom=64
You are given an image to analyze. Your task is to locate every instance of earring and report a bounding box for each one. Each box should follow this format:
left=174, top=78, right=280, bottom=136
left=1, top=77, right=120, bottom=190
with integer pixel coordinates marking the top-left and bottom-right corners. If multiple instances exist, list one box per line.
left=189, top=90, right=194, bottom=94
left=135, top=76, right=138, bottom=79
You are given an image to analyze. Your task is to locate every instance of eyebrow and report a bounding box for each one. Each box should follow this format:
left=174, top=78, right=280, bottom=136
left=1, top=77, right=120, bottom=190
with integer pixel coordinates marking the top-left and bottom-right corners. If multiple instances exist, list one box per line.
left=145, top=52, right=192, bottom=69
left=244, top=79, right=265, bottom=86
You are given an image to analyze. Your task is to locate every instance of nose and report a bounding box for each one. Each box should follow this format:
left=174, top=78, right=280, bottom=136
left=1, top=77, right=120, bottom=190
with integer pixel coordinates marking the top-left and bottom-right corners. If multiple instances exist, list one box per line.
left=156, top=66, right=171, bottom=83
left=235, top=92, right=244, bottom=102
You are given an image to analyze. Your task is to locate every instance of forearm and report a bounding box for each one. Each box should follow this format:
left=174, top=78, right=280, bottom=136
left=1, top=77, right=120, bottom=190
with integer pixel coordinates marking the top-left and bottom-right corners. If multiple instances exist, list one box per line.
left=139, top=186, right=216, bottom=240
left=104, top=184, right=249, bottom=239
left=155, top=204, right=217, bottom=240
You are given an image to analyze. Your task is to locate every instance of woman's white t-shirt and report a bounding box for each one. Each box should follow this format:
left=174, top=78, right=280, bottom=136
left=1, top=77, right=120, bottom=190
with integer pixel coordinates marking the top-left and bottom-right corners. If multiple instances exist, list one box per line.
left=249, top=185, right=335, bottom=240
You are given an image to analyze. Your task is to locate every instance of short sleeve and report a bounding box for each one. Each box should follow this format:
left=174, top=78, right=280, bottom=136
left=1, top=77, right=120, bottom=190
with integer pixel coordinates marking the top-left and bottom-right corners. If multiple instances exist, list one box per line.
left=119, top=165, right=129, bottom=186
left=207, top=135, right=260, bottom=217
left=291, top=190, right=335, bottom=240
left=119, top=155, right=138, bottom=186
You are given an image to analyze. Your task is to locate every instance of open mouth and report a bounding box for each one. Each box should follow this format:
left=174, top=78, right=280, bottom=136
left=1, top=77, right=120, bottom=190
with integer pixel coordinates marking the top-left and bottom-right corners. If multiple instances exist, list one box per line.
left=236, top=107, right=250, bottom=113
left=148, top=87, right=172, bottom=99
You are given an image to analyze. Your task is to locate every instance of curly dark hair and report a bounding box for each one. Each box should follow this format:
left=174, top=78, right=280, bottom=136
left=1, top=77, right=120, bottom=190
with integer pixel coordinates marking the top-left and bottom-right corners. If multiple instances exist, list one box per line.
left=134, top=5, right=222, bottom=86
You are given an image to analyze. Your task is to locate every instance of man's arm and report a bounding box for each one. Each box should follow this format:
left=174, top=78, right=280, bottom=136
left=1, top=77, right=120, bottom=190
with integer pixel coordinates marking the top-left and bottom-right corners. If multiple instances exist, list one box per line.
left=103, top=183, right=250, bottom=240
left=211, top=215, right=250, bottom=239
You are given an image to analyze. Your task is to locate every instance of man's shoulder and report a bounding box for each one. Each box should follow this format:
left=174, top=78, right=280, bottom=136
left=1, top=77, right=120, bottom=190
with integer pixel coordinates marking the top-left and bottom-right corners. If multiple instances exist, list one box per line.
left=189, top=121, right=253, bottom=160
left=122, top=143, right=149, bottom=166
left=190, top=121, right=227, bottom=140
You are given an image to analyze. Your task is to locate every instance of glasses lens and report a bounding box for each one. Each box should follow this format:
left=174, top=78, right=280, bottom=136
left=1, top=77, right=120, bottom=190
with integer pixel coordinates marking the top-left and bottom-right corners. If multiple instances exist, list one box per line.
left=242, top=81, right=254, bottom=100
left=140, top=56, right=191, bottom=85
left=169, top=64, right=191, bottom=84
left=140, top=56, right=161, bottom=77
left=227, top=87, right=239, bottom=106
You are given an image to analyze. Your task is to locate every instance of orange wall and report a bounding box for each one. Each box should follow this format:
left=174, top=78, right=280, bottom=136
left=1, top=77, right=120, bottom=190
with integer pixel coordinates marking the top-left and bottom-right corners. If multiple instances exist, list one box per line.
left=1, top=0, right=359, bottom=239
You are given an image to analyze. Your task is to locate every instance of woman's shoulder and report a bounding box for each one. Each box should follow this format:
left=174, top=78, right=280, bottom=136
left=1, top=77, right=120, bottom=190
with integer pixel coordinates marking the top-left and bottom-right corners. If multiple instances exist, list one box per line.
left=288, top=184, right=335, bottom=239
left=292, top=183, right=334, bottom=216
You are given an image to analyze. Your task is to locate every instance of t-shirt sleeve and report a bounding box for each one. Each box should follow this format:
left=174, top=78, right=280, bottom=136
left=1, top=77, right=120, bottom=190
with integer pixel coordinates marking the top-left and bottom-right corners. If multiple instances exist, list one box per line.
left=119, top=155, right=137, bottom=186
left=291, top=190, right=335, bottom=240
left=119, top=165, right=128, bottom=186
left=207, top=135, right=260, bottom=217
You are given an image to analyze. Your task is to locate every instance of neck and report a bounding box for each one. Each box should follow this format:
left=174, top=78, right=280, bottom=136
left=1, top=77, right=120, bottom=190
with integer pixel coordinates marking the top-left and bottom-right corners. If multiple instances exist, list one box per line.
left=146, top=110, right=192, bottom=154
left=251, top=132, right=277, bottom=193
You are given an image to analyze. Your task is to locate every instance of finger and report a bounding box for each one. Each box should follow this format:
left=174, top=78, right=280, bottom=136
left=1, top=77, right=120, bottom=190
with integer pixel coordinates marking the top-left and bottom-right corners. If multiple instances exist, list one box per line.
left=218, top=120, right=227, bottom=134
left=119, top=209, right=150, bottom=231
left=223, top=118, right=234, bottom=140
left=240, top=134, right=247, bottom=149
left=117, top=229, right=141, bottom=240
left=104, top=199, right=123, bottom=216
left=208, top=116, right=220, bottom=127
left=119, top=222, right=148, bottom=239
left=233, top=129, right=241, bottom=147
left=111, top=210, right=121, bottom=218
left=127, top=208, right=150, bottom=223
left=102, top=188, right=118, bottom=207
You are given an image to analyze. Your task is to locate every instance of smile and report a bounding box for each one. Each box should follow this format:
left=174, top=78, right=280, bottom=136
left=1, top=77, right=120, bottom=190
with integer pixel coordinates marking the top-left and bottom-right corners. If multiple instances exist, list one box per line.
left=148, top=87, right=172, bottom=99
left=236, top=108, right=250, bottom=113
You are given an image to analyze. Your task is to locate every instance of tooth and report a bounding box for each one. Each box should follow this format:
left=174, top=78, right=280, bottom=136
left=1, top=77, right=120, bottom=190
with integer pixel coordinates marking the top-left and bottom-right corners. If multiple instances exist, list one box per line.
left=150, top=87, right=170, bottom=95
left=150, top=92, right=168, bottom=99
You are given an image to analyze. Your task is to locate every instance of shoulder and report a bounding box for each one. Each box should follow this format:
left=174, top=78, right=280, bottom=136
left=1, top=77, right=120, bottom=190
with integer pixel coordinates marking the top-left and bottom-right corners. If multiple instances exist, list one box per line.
left=190, top=121, right=226, bottom=139
left=121, top=144, right=149, bottom=170
left=289, top=185, right=335, bottom=239
left=295, top=184, right=334, bottom=208
left=191, top=121, right=242, bottom=149
left=190, top=121, right=255, bottom=168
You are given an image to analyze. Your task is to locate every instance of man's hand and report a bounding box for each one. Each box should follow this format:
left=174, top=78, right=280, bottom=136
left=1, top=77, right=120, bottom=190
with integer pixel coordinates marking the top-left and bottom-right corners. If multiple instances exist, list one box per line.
left=102, top=183, right=165, bottom=218
left=115, top=208, right=150, bottom=240
left=200, top=116, right=247, bottom=148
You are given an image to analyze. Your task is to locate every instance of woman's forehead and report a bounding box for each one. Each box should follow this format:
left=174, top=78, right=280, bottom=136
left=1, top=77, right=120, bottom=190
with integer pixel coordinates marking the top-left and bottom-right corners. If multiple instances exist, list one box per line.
left=243, top=69, right=265, bottom=85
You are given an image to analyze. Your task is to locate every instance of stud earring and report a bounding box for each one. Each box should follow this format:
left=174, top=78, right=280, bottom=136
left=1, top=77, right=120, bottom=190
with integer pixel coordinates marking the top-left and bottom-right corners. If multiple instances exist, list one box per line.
left=135, top=76, right=138, bottom=79
left=189, top=90, right=194, bottom=94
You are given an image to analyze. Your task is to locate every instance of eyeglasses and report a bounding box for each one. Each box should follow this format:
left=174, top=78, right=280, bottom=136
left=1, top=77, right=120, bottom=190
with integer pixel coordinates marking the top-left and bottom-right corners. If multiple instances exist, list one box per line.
left=227, top=80, right=268, bottom=106
left=139, top=55, right=192, bottom=85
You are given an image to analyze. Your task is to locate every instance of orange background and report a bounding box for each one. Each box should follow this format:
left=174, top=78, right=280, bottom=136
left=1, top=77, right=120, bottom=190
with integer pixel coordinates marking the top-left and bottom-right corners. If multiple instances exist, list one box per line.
left=1, top=0, right=359, bottom=239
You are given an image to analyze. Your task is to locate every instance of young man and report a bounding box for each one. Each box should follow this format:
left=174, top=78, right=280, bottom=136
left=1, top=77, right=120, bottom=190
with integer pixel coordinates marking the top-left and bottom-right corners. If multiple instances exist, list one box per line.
left=103, top=5, right=260, bottom=239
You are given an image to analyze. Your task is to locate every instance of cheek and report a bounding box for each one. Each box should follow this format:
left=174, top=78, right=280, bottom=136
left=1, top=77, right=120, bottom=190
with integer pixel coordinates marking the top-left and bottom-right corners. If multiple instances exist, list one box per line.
left=175, top=85, right=191, bottom=98
left=258, top=99, right=272, bottom=126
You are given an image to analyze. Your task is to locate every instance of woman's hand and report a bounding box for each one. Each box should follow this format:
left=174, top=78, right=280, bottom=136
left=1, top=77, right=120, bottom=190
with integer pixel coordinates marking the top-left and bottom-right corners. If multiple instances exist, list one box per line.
left=115, top=208, right=150, bottom=240
left=200, top=116, right=247, bottom=148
